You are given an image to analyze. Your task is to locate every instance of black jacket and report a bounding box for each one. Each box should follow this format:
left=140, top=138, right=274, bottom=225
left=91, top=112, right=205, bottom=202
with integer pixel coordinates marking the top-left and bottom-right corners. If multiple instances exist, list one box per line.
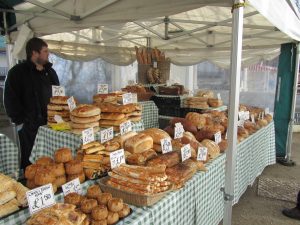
left=4, top=60, right=59, bottom=131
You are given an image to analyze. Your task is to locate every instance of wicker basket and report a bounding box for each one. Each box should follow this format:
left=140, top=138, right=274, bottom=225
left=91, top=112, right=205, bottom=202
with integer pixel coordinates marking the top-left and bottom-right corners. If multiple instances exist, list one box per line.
left=138, top=64, right=151, bottom=84
left=98, top=177, right=171, bottom=206
left=158, top=60, right=170, bottom=83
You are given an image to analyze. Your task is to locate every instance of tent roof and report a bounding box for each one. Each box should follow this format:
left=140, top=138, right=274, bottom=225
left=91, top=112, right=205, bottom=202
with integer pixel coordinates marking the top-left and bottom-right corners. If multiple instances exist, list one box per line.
left=3, top=0, right=300, bottom=67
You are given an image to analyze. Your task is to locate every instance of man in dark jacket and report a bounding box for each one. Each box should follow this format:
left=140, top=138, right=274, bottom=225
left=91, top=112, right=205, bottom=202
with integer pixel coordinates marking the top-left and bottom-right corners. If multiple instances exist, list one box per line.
left=282, top=190, right=300, bottom=220
left=4, top=37, right=59, bottom=169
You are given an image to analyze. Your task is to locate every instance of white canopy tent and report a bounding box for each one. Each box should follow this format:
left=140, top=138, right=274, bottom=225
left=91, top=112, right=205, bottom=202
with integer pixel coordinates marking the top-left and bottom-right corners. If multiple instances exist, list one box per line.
left=2, top=1, right=300, bottom=225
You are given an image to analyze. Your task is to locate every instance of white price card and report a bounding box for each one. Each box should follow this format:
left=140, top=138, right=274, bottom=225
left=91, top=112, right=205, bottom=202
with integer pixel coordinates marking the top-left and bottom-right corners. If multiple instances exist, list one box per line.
left=251, top=115, right=255, bottom=123
left=217, top=93, right=221, bottom=100
left=174, top=125, right=184, bottom=139
left=181, top=144, right=191, bottom=162
left=97, top=84, right=108, bottom=94
left=26, top=184, right=55, bottom=215
left=160, top=138, right=173, bottom=154
left=214, top=131, right=222, bottom=144
left=100, top=127, right=114, bottom=143
left=197, top=147, right=208, bottom=161
left=238, top=111, right=245, bottom=121
left=153, top=61, right=157, bottom=68
left=62, top=178, right=82, bottom=196
left=244, top=111, right=250, bottom=120
left=67, top=96, right=76, bottom=111
left=120, top=121, right=132, bottom=135
left=262, top=111, right=265, bottom=119
left=110, top=149, right=126, bottom=169
left=225, top=131, right=228, bottom=140
left=82, top=127, right=95, bottom=145
left=54, top=115, right=64, bottom=123
left=132, top=93, right=138, bottom=103
left=122, top=93, right=133, bottom=105
left=237, top=120, right=244, bottom=127
left=265, top=107, right=270, bottom=115
left=52, top=85, right=65, bottom=96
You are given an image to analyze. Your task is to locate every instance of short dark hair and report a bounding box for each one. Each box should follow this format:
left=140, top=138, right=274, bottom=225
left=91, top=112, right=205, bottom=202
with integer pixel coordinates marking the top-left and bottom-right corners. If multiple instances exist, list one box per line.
left=26, top=37, right=48, bottom=59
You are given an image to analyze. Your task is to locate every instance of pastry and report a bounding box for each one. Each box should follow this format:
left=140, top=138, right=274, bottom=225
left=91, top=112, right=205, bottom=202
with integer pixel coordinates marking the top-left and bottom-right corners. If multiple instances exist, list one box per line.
left=118, top=204, right=130, bottom=218
left=106, top=211, right=119, bottom=225
left=54, top=175, right=67, bottom=188
left=54, top=148, right=73, bottom=163
left=86, top=185, right=102, bottom=199
left=25, top=164, right=40, bottom=180
left=0, top=190, right=16, bottom=205
left=91, top=220, right=107, bottom=225
left=71, top=104, right=101, bottom=117
left=107, top=198, right=124, bottom=212
left=65, top=160, right=83, bottom=175
left=91, top=205, right=108, bottom=221
left=67, top=171, right=86, bottom=183
left=64, top=192, right=82, bottom=207
left=35, top=156, right=54, bottom=166
left=26, top=179, right=36, bottom=189
left=0, top=199, right=19, bottom=218
left=52, top=163, right=65, bottom=177
left=81, top=198, right=98, bottom=214
left=34, top=167, right=56, bottom=186
left=96, top=193, right=112, bottom=206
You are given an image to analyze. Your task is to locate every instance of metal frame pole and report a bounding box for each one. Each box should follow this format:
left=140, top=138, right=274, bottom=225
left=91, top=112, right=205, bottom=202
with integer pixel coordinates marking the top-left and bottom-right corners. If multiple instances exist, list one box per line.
left=223, top=1, right=244, bottom=225
left=286, top=43, right=300, bottom=162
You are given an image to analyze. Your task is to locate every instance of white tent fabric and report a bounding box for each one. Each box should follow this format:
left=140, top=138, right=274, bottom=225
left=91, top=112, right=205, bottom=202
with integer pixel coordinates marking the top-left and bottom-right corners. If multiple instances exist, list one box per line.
left=9, top=0, right=300, bottom=67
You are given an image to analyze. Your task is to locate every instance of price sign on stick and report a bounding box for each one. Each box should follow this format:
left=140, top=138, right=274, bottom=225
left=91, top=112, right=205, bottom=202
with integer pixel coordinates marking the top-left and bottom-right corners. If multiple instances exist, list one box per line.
left=82, top=127, right=94, bottom=145
left=132, top=93, right=138, bottom=103
left=238, top=111, right=245, bottom=121
left=52, top=85, right=65, bottom=96
left=54, top=115, right=64, bottom=123
left=251, top=115, right=255, bottom=123
left=197, top=147, right=208, bottom=161
left=67, top=96, right=76, bottom=111
left=97, top=84, right=108, bottom=94
left=237, top=120, right=244, bottom=127
left=181, top=144, right=191, bottom=162
left=265, top=107, right=270, bottom=115
left=122, top=93, right=133, bottom=105
left=244, top=111, right=250, bottom=120
left=214, top=131, right=222, bottom=144
left=110, top=149, right=125, bottom=169
left=26, top=184, right=55, bottom=215
left=217, top=93, right=221, bottom=100
left=120, top=121, right=132, bottom=135
left=174, top=123, right=184, bottom=139
left=100, top=127, right=114, bottom=143
left=161, top=138, right=173, bottom=154
left=62, top=178, right=82, bottom=196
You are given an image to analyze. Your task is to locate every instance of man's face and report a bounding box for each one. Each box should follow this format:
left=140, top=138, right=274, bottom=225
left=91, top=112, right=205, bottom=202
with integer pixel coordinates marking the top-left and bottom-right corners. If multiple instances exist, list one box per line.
left=32, top=46, right=49, bottom=65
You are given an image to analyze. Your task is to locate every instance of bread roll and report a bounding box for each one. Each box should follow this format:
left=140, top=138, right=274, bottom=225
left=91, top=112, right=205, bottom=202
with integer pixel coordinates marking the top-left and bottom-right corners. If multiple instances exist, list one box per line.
left=26, top=179, right=36, bottom=189
left=124, top=133, right=153, bottom=154
left=118, top=204, right=130, bottom=218
left=53, top=163, right=65, bottom=177
left=48, top=110, right=70, bottom=117
left=91, top=219, right=107, bottom=225
left=99, top=119, right=127, bottom=127
left=64, top=192, right=82, bottom=207
left=36, top=156, right=54, bottom=166
left=54, top=175, right=67, bottom=187
left=218, top=140, right=228, bottom=153
left=67, top=171, right=85, bottom=183
left=91, top=205, right=108, bottom=221
left=170, top=117, right=197, bottom=134
left=54, top=148, right=72, bottom=163
left=86, top=185, right=102, bottom=199
left=71, top=104, right=100, bottom=117
left=81, top=198, right=98, bottom=214
left=106, top=211, right=119, bottom=225
left=34, top=167, right=56, bottom=186
left=185, top=112, right=206, bottom=129
left=65, top=160, right=83, bottom=175
left=25, top=164, right=40, bottom=180
left=97, top=193, right=112, bottom=205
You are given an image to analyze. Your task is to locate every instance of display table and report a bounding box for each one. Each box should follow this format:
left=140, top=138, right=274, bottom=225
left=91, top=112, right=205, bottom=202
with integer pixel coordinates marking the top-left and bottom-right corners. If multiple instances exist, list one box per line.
left=139, top=101, right=159, bottom=129
left=2, top=122, right=275, bottom=225
left=0, top=133, right=20, bottom=177
left=30, top=120, right=144, bottom=163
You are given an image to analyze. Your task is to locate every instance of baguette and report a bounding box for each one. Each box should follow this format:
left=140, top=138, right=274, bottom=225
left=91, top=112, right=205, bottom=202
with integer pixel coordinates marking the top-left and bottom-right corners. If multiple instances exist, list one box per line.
left=107, top=180, right=150, bottom=195
left=119, top=163, right=165, bottom=174
left=112, top=169, right=167, bottom=182
left=110, top=177, right=155, bottom=192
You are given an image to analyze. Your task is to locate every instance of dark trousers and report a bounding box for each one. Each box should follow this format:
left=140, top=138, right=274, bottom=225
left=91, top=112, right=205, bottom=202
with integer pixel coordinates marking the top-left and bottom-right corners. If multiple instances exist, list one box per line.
left=18, top=126, right=38, bottom=169
left=297, top=191, right=300, bottom=209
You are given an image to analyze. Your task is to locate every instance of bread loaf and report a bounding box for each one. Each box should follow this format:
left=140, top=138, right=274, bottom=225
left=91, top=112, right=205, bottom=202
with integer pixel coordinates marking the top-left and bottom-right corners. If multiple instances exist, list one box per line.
left=147, top=151, right=180, bottom=168
left=201, top=139, right=220, bottom=160
left=124, top=133, right=153, bottom=154
left=170, top=117, right=197, bottom=134
left=185, top=112, right=206, bottom=129
left=101, top=113, right=126, bottom=120
left=126, top=149, right=157, bottom=165
left=140, top=128, right=170, bottom=144
left=71, top=104, right=100, bottom=117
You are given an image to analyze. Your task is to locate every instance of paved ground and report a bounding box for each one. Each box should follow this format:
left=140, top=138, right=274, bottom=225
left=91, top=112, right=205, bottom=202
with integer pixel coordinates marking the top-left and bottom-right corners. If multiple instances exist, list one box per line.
left=231, top=133, right=300, bottom=225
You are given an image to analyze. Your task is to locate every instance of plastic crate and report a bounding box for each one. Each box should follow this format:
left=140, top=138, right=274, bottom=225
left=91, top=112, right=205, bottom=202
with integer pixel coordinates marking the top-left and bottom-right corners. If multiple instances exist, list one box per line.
left=151, top=95, right=181, bottom=107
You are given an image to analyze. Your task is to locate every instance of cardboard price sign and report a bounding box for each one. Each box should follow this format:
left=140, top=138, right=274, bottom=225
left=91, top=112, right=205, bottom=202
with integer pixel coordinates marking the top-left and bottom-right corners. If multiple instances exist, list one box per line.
left=174, top=123, right=184, bottom=139
left=82, top=127, right=95, bottom=145
left=100, top=127, right=114, bottom=143
left=214, top=131, right=222, bottom=144
left=160, top=138, right=172, bottom=154
left=52, top=85, right=65, bottom=96
left=197, top=147, right=208, bottom=161
left=54, top=115, right=64, bottom=123
left=62, top=178, right=82, bottom=196
left=97, top=84, right=109, bottom=94
left=122, top=93, right=133, bottom=105
left=67, top=96, right=76, bottom=111
left=181, top=144, right=191, bottom=162
left=110, top=149, right=125, bottom=169
left=132, top=93, right=138, bottom=103
left=120, top=121, right=132, bottom=135
left=26, top=184, right=55, bottom=215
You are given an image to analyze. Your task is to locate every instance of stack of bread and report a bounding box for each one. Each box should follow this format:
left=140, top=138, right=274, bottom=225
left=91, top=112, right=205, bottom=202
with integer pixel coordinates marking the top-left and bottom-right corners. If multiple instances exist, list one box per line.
left=183, top=97, right=209, bottom=109
left=93, top=93, right=118, bottom=105
left=207, top=98, right=223, bottom=108
left=0, top=173, right=29, bottom=217
left=70, top=104, right=101, bottom=134
left=98, top=103, right=142, bottom=131
left=26, top=203, right=87, bottom=225
left=64, top=185, right=131, bottom=224
left=195, top=90, right=214, bottom=98
left=140, top=128, right=170, bottom=153
left=107, top=164, right=171, bottom=195
left=47, top=96, right=72, bottom=126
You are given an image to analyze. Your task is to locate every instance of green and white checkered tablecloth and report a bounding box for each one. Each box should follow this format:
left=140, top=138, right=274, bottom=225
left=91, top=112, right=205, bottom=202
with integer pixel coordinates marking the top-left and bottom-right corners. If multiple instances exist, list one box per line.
left=140, top=101, right=159, bottom=129
left=2, top=122, right=276, bottom=225
left=30, top=120, right=144, bottom=163
left=0, top=134, right=20, bottom=177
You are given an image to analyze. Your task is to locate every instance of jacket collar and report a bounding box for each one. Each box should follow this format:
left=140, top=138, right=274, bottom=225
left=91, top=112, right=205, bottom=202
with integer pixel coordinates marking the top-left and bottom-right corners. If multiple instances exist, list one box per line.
left=26, top=59, right=53, bottom=70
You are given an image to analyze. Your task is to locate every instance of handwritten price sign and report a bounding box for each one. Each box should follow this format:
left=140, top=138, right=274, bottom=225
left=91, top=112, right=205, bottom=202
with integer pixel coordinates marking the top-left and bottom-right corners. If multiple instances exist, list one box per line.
left=120, top=121, right=132, bottom=135
left=97, top=84, right=108, bottom=94
left=67, top=96, right=76, bottom=111
left=122, top=93, right=133, bottom=105
left=26, top=184, right=55, bottom=215
left=54, top=115, right=64, bottom=123
left=160, top=138, right=172, bottom=154
left=100, top=127, right=114, bottom=143
left=52, top=85, right=65, bottom=96
left=174, top=123, right=184, bottom=139
left=62, top=178, right=82, bottom=196
left=214, top=131, right=222, bottom=144
left=132, top=93, right=138, bottom=103
left=197, top=147, right=208, bottom=161
left=110, top=149, right=125, bottom=169
left=82, top=127, right=95, bottom=145
left=181, top=144, right=191, bottom=162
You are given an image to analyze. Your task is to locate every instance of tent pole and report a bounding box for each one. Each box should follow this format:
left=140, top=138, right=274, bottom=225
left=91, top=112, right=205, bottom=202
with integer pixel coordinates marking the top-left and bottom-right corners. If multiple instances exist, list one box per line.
left=3, top=12, right=15, bottom=69
left=223, top=1, right=244, bottom=225
left=285, top=42, right=300, bottom=163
